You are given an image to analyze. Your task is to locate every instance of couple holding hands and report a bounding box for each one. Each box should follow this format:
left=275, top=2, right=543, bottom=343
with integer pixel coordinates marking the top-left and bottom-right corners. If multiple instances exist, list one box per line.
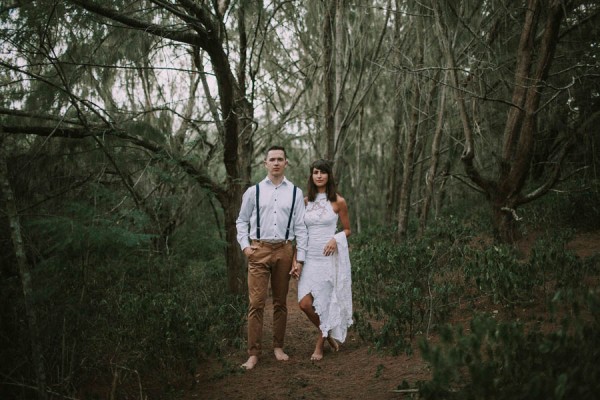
left=235, top=145, right=353, bottom=370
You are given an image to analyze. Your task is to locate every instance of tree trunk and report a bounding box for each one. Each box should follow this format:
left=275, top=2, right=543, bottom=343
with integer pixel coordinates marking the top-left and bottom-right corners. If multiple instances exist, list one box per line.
left=0, top=132, right=47, bottom=400
left=418, top=72, right=448, bottom=236
left=324, top=0, right=336, bottom=160
left=387, top=78, right=403, bottom=223
left=433, top=0, right=569, bottom=243
left=353, top=106, right=364, bottom=234
left=386, top=4, right=405, bottom=223
left=413, top=76, right=438, bottom=222
left=434, top=156, right=451, bottom=218
left=491, top=196, right=520, bottom=243
left=332, top=0, right=345, bottom=172
left=396, top=75, right=421, bottom=241
left=222, top=192, right=245, bottom=294
left=396, top=21, right=423, bottom=241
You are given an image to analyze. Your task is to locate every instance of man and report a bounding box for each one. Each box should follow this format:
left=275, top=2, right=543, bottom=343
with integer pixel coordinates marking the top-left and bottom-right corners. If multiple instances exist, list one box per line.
left=236, top=145, right=307, bottom=370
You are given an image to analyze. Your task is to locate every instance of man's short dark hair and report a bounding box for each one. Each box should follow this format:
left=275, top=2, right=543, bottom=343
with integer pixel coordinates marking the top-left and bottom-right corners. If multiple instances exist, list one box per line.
left=265, top=145, right=287, bottom=159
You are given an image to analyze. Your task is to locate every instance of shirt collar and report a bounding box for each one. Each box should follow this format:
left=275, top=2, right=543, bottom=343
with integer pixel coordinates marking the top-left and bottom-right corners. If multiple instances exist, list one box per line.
left=264, top=176, right=290, bottom=187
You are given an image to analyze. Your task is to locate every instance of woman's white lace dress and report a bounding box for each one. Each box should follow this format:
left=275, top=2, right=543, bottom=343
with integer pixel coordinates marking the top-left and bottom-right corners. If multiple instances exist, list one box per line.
left=298, top=193, right=353, bottom=342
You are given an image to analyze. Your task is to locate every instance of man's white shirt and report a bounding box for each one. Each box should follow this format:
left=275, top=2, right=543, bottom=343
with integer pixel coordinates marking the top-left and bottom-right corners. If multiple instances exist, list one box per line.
left=236, top=177, right=308, bottom=262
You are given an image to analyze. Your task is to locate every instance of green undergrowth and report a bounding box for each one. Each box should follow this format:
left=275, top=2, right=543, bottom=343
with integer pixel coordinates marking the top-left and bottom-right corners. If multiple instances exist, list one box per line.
left=351, top=213, right=599, bottom=398
left=351, top=214, right=473, bottom=354
left=418, top=290, right=600, bottom=400
left=0, top=202, right=246, bottom=399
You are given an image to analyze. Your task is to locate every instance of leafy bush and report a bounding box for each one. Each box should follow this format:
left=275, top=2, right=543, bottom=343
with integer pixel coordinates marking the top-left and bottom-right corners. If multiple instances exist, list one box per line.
left=463, top=244, right=537, bottom=305
left=0, top=199, right=245, bottom=399
left=464, top=231, right=592, bottom=306
left=529, top=230, right=592, bottom=292
left=418, top=290, right=600, bottom=400
left=351, top=217, right=470, bottom=354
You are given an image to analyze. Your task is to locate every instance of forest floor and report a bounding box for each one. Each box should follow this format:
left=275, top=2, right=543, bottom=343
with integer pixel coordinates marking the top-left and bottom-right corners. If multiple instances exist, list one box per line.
left=183, top=230, right=600, bottom=400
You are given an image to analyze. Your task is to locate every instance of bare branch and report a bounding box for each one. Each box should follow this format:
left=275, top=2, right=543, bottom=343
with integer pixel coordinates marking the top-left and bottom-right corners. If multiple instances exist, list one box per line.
left=518, top=109, right=600, bottom=205
left=3, top=124, right=225, bottom=198
left=0, top=107, right=82, bottom=125
left=449, top=173, right=487, bottom=195
left=68, top=0, right=207, bottom=48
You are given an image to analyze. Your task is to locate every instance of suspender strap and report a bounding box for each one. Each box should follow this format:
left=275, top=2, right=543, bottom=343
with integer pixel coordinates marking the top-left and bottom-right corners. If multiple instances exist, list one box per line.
left=255, top=184, right=261, bottom=239
left=255, top=183, right=296, bottom=241
left=285, top=185, right=297, bottom=240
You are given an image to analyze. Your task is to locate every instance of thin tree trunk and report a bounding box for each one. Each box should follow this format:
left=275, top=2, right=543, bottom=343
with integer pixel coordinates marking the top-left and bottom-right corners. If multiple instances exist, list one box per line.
left=396, top=75, right=421, bottom=241
left=0, top=132, right=47, bottom=400
left=223, top=195, right=245, bottom=294
left=386, top=3, right=405, bottom=223
left=419, top=72, right=448, bottom=236
left=413, top=76, right=438, bottom=221
left=396, top=21, right=423, bottom=241
left=434, top=156, right=451, bottom=218
left=353, top=107, right=364, bottom=234
left=333, top=0, right=345, bottom=172
left=324, top=0, right=336, bottom=160
left=387, top=82, right=403, bottom=223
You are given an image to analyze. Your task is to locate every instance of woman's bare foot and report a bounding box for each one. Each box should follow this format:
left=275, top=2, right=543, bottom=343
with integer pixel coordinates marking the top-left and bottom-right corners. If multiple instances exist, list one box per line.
left=311, top=336, right=325, bottom=361
left=310, top=350, right=323, bottom=361
left=241, top=355, right=258, bottom=370
left=327, top=336, right=340, bottom=352
left=274, top=347, right=289, bottom=361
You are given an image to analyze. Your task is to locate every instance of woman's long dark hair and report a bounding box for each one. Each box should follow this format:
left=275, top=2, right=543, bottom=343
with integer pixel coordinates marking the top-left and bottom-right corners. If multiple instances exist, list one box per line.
left=307, top=159, right=337, bottom=202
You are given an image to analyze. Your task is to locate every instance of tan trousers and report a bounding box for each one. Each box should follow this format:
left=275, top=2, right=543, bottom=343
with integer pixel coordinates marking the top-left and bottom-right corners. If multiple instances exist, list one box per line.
left=246, top=240, right=294, bottom=356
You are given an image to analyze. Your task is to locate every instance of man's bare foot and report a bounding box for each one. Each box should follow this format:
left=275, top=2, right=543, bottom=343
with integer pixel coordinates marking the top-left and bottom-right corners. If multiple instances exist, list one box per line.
left=274, top=347, right=289, bottom=361
left=241, top=355, right=258, bottom=370
left=327, top=337, right=340, bottom=352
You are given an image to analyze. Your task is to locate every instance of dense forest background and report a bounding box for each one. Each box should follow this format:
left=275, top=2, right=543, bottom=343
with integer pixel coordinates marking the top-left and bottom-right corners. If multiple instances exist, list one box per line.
left=1, top=1, right=599, bottom=399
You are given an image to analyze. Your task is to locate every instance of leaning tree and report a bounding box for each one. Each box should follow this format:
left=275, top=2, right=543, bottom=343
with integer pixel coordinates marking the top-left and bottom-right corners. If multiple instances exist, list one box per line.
left=1, top=0, right=308, bottom=293
left=432, top=0, right=600, bottom=242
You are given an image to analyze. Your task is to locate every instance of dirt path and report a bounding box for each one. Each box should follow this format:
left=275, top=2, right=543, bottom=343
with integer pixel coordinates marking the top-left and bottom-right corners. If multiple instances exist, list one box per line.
left=188, top=279, right=429, bottom=400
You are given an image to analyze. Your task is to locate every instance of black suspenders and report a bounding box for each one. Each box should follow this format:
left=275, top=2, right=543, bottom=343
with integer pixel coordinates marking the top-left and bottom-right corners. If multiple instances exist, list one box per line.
left=286, top=185, right=297, bottom=240
left=255, top=184, right=261, bottom=239
left=255, top=183, right=297, bottom=240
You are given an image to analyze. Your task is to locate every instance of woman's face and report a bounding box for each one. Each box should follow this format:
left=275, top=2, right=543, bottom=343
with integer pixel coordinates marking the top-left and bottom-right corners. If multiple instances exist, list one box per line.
left=312, top=168, right=329, bottom=188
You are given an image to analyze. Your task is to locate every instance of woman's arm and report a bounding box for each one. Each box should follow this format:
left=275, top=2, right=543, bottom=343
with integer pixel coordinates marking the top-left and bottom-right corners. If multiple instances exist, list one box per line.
left=334, top=194, right=351, bottom=238
left=323, top=194, right=351, bottom=256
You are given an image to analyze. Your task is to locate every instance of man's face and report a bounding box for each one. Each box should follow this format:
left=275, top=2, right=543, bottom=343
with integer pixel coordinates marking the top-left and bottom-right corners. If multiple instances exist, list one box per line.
left=265, top=149, right=287, bottom=178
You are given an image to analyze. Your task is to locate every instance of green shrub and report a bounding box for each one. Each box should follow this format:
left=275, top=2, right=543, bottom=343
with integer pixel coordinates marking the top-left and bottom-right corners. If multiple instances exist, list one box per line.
left=1, top=199, right=245, bottom=399
left=463, top=244, right=537, bottom=305
left=529, top=230, right=590, bottom=292
left=418, top=290, right=600, bottom=400
left=463, top=231, right=593, bottom=306
left=351, top=219, right=468, bottom=354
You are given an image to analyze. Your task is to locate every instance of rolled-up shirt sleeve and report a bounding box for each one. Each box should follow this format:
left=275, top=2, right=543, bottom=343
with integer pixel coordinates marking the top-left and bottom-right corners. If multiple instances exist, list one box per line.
left=236, top=186, right=255, bottom=251
left=293, top=189, right=308, bottom=262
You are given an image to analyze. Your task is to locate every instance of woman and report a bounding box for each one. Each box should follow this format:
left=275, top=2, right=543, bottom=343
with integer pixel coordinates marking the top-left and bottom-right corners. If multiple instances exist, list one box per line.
left=296, top=159, right=352, bottom=361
